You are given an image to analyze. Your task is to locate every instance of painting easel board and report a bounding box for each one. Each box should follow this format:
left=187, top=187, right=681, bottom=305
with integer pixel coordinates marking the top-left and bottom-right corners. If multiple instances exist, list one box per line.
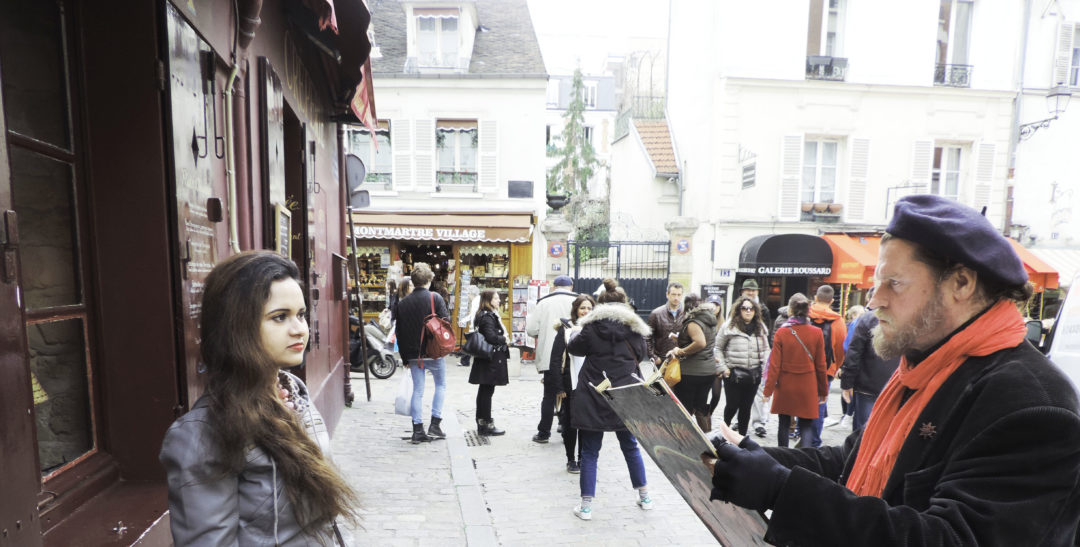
left=599, top=377, right=769, bottom=546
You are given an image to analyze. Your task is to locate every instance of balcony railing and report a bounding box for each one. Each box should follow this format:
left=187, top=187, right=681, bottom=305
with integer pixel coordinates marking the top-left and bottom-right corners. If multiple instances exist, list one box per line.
left=806, top=56, right=847, bottom=81
left=934, top=64, right=973, bottom=87
left=436, top=171, right=478, bottom=192
left=627, top=95, right=665, bottom=119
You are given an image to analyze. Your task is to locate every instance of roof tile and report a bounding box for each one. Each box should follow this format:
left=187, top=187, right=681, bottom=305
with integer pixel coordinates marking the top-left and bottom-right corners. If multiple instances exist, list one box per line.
left=635, top=120, right=679, bottom=175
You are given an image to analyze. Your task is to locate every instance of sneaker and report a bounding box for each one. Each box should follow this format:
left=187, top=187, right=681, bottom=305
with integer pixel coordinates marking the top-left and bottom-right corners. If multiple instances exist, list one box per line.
left=837, top=415, right=850, bottom=428
left=824, top=417, right=843, bottom=428
left=754, top=427, right=767, bottom=438
left=566, top=460, right=581, bottom=474
left=573, top=505, right=592, bottom=521
left=532, top=433, right=550, bottom=444
left=636, top=497, right=654, bottom=511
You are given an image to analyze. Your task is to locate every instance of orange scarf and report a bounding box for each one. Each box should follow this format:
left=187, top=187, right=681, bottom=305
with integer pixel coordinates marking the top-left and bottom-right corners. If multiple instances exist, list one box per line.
left=846, top=300, right=1026, bottom=497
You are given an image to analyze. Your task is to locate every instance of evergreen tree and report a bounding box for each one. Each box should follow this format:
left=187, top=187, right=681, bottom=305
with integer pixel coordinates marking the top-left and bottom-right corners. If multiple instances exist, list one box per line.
left=547, top=68, right=602, bottom=196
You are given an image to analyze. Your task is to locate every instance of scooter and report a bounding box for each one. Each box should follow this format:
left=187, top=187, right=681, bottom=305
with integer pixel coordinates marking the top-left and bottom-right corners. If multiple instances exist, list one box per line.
left=349, top=316, right=399, bottom=379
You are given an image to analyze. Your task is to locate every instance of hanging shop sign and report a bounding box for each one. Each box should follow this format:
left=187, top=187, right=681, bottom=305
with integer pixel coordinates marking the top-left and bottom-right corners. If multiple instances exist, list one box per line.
left=736, top=266, right=832, bottom=276
left=355, top=225, right=488, bottom=240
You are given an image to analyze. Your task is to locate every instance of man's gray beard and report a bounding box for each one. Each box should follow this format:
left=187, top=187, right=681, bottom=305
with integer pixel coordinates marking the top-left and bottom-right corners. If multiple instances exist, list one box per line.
left=871, top=292, right=947, bottom=360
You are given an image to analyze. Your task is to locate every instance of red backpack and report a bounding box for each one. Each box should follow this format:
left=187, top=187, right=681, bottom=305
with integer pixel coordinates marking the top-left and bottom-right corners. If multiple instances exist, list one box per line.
left=420, top=293, right=455, bottom=366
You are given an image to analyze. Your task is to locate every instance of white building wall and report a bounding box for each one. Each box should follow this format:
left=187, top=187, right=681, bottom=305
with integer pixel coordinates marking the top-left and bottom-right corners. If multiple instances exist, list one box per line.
left=608, top=125, right=677, bottom=241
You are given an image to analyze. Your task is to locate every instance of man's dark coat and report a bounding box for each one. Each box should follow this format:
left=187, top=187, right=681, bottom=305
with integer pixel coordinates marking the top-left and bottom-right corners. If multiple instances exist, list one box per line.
left=760, top=342, right=1080, bottom=546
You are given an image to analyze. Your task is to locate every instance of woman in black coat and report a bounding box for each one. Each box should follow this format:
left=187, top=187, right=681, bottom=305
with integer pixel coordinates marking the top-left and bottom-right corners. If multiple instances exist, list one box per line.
left=545, top=294, right=595, bottom=473
left=565, top=279, right=652, bottom=520
left=469, top=289, right=509, bottom=436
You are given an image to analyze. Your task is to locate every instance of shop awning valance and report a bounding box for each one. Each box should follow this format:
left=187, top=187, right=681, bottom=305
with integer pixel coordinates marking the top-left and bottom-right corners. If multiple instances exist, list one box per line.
left=737, top=234, right=833, bottom=276
left=459, top=244, right=509, bottom=257
left=436, top=119, right=478, bottom=132
left=1029, top=247, right=1080, bottom=288
left=351, top=212, right=533, bottom=243
left=1008, top=239, right=1059, bottom=291
left=414, top=7, right=460, bottom=18
left=823, top=233, right=881, bottom=289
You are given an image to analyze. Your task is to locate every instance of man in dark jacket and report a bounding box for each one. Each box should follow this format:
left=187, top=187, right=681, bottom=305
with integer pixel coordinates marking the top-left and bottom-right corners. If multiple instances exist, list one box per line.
left=706, top=195, right=1080, bottom=545
left=396, top=263, right=450, bottom=444
left=647, top=282, right=685, bottom=363
left=838, top=289, right=900, bottom=432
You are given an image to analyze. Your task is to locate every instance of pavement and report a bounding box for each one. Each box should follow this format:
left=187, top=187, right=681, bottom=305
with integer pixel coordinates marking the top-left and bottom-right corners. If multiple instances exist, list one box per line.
left=332, top=354, right=854, bottom=546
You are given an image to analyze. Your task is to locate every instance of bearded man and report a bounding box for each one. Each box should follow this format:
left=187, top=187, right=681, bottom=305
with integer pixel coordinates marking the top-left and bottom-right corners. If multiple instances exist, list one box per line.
left=704, top=195, right=1080, bottom=545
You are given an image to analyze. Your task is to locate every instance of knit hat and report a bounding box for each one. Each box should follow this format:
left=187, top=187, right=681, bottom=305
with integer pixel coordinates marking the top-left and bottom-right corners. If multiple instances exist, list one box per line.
left=553, top=275, right=574, bottom=287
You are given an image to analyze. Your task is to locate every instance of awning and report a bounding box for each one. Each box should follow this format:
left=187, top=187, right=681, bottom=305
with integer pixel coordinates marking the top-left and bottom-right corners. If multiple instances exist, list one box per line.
left=1007, top=239, right=1059, bottom=291
left=1028, top=246, right=1080, bottom=289
left=737, top=234, right=833, bottom=277
left=823, top=234, right=881, bottom=288
left=351, top=212, right=533, bottom=243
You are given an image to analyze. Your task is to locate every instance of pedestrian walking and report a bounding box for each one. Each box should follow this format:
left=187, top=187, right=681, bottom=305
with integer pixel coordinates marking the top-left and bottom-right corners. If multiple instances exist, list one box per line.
left=566, top=279, right=653, bottom=520
left=714, top=295, right=770, bottom=436
left=763, top=293, right=828, bottom=448
left=806, top=285, right=847, bottom=442
left=739, top=279, right=773, bottom=344
left=545, top=293, right=596, bottom=473
left=826, top=304, right=866, bottom=428
left=838, top=290, right=899, bottom=431
left=160, top=251, right=355, bottom=545
left=525, top=275, right=577, bottom=443
left=668, top=298, right=720, bottom=433
left=395, top=263, right=451, bottom=444
left=647, top=282, right=685, bottom=364
left=706, top=195, right=1080, bottom=545
left=470, top=289, right=510, bottom=436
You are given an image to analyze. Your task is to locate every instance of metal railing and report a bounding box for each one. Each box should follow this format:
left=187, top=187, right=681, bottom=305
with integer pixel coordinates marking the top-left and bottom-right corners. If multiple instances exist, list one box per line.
left=627, top=95, right=665, bottom=119
left=806, top=56, right=848, bottom=81
left=436, top=171, right=478, bottom=192
left=933, top=64, right=973, bottom=87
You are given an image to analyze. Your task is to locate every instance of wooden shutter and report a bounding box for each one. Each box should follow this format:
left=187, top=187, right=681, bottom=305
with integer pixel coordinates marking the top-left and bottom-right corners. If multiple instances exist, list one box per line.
left=909, top=139, right=934, bottom=193
left=972, top=141, right=995, bottom=213
left=1053, top=22, right=1076, bottom=85
left=846, top=137, right=870, bottom=222
left=391, top=119, right=413, bottom=191
left=778, top=134, right=803, bottom=221
left=479, top=119, right=498, bottom=192
left=413, top=119, right=435, bottom=191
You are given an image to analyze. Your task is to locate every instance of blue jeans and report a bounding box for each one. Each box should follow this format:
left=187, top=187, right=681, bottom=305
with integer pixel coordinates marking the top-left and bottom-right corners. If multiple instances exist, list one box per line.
left=409, top=358, right=446, bottom=424
left=852, top=391, right=879, bottom=432
left=578, top=430, right=647, bottom=498
left=804, top=402, right=826, bottom=448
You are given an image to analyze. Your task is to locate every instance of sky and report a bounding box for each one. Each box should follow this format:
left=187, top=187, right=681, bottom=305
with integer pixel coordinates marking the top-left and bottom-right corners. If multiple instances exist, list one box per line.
left=525, top=0, right=669, bottom=75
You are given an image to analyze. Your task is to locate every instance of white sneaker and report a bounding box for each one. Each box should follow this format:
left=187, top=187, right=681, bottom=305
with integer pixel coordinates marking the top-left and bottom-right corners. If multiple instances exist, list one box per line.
left=573, top=505, right=592, bottom=521
left=837, top=415, right=850, bottom=428
left=637, top=497, right=654, bottom=510
left=824, top=416, right=843, bottom=428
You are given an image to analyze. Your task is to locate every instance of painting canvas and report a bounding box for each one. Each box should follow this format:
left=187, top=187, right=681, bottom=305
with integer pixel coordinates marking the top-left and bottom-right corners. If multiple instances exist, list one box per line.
left=601, top=378, right=769, bottom=546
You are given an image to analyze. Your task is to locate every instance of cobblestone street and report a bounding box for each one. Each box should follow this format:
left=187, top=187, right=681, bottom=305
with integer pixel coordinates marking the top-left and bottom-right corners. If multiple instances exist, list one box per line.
left=332, top=355, right=854, bottom=546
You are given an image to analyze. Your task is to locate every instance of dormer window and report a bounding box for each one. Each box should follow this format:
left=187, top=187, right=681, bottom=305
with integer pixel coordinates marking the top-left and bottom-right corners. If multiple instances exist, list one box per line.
left=416, top=8, right=459, bottom=68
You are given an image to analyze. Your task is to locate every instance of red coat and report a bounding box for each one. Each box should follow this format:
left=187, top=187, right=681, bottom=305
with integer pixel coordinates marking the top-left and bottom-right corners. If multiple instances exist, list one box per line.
left=764, top=322, right=828, bottom=419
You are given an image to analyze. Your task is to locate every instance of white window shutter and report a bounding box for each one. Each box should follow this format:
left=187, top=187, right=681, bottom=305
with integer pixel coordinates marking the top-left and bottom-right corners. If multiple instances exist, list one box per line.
left=413, top=119, right=435, bottom=191
left=973, top=141, right=995, bottom=213
left=479, top=120, right=498, bottom=192
left=1053, top=22, right=1075, bottom=85
left=909, top=139, right=934, bottom=193
left=846, top=137, right=870, bottom=222
left=778, top=134, right=803, bottom=221
left=392, top=120, right=413, bottom=191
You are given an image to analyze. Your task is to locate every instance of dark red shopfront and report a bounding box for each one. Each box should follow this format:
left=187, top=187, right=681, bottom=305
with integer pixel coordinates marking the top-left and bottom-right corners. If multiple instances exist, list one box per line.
left=0, top=1, right=372, bottom=544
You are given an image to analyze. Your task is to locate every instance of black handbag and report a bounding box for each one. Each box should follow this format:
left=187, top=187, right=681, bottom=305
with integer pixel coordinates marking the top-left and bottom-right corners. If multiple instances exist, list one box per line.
left=462, top=331, right=494, bottom=359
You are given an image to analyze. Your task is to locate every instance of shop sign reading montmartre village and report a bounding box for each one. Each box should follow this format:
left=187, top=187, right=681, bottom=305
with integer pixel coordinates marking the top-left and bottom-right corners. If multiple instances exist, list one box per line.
left=354, top=225, right=487, bottom=240
left=736, top=266, right=832, bottom=276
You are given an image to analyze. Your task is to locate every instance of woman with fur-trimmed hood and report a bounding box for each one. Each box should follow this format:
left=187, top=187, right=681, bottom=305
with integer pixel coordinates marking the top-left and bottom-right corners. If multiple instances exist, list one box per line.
left=565, top=279, right=653, bottom=521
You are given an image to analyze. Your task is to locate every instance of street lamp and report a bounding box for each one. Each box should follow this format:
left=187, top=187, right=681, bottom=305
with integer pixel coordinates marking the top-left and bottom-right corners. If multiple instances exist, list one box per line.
left=1019, top=85, right=1072, bottom=141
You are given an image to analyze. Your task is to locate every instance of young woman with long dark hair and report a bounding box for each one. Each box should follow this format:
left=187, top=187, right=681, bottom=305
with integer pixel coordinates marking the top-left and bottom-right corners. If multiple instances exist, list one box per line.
left=546, top=293, right=596, bottom=473
left=160, top=251, right=356, bottom=545
left=714, top=295, right=771, bottom=436
left=470, top=289, right=510, bottom=436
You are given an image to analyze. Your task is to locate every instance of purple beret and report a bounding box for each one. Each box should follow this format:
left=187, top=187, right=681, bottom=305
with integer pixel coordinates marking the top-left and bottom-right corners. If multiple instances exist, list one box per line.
left=886, top=195, right=1027, bottom=287
left=553, top=275, right=574, bottom=287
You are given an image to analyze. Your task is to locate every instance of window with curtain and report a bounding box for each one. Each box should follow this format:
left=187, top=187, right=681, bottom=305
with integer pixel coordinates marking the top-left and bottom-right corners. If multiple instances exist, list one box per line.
left=931, top=145, right=962, bottom=201
left=934, top=0, right=973, bottom=85
left=802, top=140, right=838, bottom=203
left=347, top=121, right=392, bottom=188
left=416, top=14, right=459, bottom=68
left=436, top=120, right=478, bottom=189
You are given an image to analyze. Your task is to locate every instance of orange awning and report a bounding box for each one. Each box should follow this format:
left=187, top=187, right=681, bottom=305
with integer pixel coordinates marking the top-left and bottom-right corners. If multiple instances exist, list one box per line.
left=823, top=234, right=881, bottom=289
left=1008, top=239, right=1059, bottom=291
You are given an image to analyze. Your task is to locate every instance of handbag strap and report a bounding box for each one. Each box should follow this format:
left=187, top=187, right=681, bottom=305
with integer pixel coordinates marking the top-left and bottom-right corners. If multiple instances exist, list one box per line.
left=624, top=340, right=642, bottom=363
left=788, top=326, right=815, bottom=363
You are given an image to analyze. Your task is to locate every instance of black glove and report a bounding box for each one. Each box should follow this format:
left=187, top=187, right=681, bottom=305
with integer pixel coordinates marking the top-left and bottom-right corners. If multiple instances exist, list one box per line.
left=709, top=437, right=791, bottom=512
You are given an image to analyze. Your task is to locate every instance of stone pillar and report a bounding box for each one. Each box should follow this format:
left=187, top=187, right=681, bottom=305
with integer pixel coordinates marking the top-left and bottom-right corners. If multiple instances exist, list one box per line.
left=539, top=211, right=573, bottom=284
left=665, top=216, right=701, bottom=290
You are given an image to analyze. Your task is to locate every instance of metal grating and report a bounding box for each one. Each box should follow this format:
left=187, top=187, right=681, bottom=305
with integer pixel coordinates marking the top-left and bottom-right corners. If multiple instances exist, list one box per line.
left=463, top=430, right=490, bottom=446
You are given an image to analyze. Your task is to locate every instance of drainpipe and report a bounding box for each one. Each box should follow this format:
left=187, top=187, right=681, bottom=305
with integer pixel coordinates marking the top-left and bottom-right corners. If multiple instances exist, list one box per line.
left=1005, top=0, right=1033, bottom=235
left=224, top=64, right=241, bottom=253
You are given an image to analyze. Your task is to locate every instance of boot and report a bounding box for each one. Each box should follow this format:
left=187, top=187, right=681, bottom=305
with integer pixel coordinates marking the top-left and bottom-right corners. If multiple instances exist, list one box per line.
left=695, top=411, right=712, bottom=434
left=411, top=423, right=431, bottom=444
left=477, top=418, right=505, bottom=436
left=428, top=417, right=446, bottom=439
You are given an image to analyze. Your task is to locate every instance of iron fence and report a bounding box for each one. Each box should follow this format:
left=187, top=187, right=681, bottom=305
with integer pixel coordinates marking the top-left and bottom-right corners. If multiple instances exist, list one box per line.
left=567, top=240, right=671, bottom=320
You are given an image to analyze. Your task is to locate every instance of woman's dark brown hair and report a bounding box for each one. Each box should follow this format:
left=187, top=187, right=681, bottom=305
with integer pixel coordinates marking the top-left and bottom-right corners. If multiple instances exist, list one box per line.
left=474, top=288, right=499, bottom=325
left=570, top=294, right=596, bottom=324
left=598, top=278, right=627, bottom=304
left=787, top=293, right=810, bottom=318
left=201, top=251, right=356, bottom=531
left=728, top=295, right=763, bottom=333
